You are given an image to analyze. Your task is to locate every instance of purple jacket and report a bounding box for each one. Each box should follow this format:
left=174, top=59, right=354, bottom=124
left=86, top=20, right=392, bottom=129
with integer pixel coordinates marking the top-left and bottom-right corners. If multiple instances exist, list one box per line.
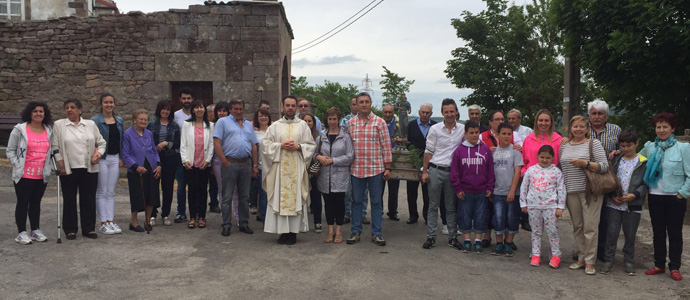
left=450, top=140, right=495, bottom=194
left=122, top=126, right=160, bottom=173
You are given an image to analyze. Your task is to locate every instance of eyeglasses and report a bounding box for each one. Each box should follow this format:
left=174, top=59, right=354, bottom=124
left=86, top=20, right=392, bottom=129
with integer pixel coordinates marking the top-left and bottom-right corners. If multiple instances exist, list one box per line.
left=298, top=105, right=309, bottom=108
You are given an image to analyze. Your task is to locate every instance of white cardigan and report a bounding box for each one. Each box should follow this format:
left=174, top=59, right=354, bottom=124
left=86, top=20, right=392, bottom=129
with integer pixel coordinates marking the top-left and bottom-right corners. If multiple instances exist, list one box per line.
left=180, top=121, right=214, bottom=165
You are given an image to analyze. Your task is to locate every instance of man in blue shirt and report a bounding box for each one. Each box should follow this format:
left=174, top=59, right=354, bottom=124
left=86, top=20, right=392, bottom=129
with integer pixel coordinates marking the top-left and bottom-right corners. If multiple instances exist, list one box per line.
left=213, top=99, right=259, bottom=237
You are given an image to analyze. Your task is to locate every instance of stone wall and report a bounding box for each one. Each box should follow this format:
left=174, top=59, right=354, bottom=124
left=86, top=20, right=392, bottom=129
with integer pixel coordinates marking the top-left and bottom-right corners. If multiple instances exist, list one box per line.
left=0, top=1, right=293, bottom=123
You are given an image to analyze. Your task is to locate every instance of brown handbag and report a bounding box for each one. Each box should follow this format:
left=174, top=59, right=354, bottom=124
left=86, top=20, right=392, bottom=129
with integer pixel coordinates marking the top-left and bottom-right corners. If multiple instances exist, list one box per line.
left=584, top=139, right=622, bottom=198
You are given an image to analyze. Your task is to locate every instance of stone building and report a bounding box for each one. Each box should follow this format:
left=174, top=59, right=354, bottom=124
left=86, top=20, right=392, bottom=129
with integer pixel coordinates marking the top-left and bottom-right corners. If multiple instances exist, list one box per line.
left=0, top=1, right=293, bottom=122
left=1, top=0, right=118, bottom=21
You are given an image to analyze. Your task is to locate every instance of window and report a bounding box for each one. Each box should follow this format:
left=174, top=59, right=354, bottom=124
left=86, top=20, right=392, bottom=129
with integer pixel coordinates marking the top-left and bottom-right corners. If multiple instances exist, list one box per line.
left=0, top=0, right=23, bottom=20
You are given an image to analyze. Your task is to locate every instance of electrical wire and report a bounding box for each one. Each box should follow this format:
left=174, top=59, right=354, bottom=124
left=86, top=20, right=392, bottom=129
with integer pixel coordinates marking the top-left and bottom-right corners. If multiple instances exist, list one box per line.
left=293, top=0, right=378, bottom=51
left=293, top=0, right=384, bottom=55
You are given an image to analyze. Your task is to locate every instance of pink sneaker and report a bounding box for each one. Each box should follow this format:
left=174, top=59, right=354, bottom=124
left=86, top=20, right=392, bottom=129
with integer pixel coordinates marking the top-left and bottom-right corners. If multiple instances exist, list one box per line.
left=530, top=255, right=540, bottom=267
left=549, top=256, right=561, bottom=269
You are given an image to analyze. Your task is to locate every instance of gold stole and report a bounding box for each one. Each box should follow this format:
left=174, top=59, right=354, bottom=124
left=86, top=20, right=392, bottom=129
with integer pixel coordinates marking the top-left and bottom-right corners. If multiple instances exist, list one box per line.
left=279, top=123, right=299, bottom=216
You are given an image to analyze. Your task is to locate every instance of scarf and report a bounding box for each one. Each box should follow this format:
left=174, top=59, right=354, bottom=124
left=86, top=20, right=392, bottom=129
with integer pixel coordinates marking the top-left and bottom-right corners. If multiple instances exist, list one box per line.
left=644, top=134, right=677, bottom=188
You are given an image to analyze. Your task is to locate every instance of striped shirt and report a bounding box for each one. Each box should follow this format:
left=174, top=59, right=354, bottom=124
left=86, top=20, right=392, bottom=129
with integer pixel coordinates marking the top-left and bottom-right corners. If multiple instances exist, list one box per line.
left=590, top=122, right=621, bottom=156
left=346, top=112, right=392, bottom=178
left=559, top=139, right=609, bottom=193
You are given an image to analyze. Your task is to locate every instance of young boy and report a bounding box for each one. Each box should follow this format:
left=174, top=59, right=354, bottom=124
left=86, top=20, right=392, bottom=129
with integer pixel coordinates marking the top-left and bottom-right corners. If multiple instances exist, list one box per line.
left=600, top=130, right=648, bottom=275
left=450, top=121, right=495, bottom=254
left=491, top=123, right=523, bottom=256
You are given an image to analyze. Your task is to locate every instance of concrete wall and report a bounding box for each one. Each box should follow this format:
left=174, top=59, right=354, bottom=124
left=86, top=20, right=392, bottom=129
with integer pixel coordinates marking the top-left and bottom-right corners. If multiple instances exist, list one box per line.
left=0, top=2, right=292, bottom=122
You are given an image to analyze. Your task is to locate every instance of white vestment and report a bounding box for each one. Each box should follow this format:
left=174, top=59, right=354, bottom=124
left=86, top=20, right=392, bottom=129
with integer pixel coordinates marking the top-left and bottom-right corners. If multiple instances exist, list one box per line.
left=262, top=117, right=315, bottom=234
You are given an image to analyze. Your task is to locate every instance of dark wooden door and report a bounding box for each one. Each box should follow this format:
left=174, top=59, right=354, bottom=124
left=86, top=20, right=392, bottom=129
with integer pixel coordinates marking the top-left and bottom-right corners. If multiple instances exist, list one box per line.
left=170, top=82, right=214, bottom=111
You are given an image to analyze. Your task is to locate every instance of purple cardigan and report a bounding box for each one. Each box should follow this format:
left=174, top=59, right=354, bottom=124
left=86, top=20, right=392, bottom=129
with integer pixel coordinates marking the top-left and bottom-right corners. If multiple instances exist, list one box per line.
left=450, top=141, right=495, bottom=194
left=122, top=126, right=160, bottom=173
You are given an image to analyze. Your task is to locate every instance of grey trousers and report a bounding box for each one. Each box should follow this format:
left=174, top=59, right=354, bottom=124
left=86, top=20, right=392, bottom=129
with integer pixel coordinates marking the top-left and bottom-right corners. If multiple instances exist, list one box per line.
left=221, top=160, right=251, bottom=228
left=426, top=167, right=457, bottom=239
left=603, top=206, right=641, bottom=264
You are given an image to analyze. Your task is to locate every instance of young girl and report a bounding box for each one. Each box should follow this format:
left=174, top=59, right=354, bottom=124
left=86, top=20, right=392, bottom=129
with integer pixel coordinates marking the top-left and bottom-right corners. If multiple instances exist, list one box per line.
left=520, top=145, right=566, bottom=268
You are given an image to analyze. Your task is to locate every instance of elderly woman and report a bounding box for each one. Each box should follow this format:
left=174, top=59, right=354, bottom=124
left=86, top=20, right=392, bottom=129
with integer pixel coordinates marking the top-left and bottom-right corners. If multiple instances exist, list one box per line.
left=7, top=102, right=53, bottom=244
left=148, top=100, right=181, bottom=226
left=315, top=108, right=353, bottom=244
left=122, top=109, right=161, bottom=232
left=180, top=100, right=214, bottom=229
left=91, top=93, right=124, bottom=235
left=640, top=113, right=690, bottom=281
left=560, top=116, right=609, bottom=275
left=51, top=99, right=106, bottom=240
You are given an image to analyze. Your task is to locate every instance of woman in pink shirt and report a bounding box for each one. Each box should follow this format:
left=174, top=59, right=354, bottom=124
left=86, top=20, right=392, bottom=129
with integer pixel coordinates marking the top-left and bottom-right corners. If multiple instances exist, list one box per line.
left=180, top=100, right=214, bottom=229
left=6, top=102, right=53, bottom=245
left=521, top=109, right=563, bottom=175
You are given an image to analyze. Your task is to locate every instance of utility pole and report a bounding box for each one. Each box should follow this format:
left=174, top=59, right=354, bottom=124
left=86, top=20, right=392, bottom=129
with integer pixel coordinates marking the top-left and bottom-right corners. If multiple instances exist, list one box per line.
left=562, top=57, right=581, bottom=134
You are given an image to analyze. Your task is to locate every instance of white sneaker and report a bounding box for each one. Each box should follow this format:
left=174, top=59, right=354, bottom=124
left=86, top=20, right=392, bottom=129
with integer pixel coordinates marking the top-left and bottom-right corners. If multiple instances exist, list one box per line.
left=150, top=217, right=156, bottom=227
left=442, top=225, right=449, bottom=235
left=109, top=222, right=122, bottom=234
left=30, top=229, right=47, bottom=242
left=15, top=231, right=32, bottom=245
left=99, top=223, right=116, bottom=235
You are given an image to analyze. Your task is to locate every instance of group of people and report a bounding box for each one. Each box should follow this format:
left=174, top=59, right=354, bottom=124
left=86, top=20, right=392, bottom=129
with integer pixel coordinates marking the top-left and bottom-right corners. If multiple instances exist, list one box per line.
left=7, top=91, right=689, bottom=282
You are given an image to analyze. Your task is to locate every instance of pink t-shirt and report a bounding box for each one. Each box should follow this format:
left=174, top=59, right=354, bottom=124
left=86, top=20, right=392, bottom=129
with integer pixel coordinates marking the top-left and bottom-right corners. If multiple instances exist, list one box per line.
left=193, top=126, right=204, bottom=168
left=23, top=125, right=49, bottom=179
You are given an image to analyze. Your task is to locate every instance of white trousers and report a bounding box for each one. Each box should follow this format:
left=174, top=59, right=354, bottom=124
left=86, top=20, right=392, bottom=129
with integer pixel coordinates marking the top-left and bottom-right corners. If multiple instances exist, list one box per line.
left=96, top=155, right=120, bottom=222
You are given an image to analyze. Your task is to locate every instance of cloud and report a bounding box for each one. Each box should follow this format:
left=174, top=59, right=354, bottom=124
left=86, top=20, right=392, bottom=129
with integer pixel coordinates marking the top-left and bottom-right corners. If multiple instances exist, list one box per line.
left=292, top=55, right=363, bottom=67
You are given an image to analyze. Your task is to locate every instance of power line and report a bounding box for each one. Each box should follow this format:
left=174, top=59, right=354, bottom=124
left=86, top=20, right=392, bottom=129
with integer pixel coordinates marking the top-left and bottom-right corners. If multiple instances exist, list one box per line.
left=293, top=0, right=384, bottom=55
left=293, top=0, right=378, bottom=51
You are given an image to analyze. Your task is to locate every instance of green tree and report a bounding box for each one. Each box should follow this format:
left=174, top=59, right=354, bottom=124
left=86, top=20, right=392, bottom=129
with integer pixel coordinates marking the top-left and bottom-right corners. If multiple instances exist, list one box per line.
left=445, top=0, right=563, bottom=125
left=290, top=76, right=359, bottom=119
left=379, top=66, right=415, bottom=106
left=552, top=0, right=690, bottom=137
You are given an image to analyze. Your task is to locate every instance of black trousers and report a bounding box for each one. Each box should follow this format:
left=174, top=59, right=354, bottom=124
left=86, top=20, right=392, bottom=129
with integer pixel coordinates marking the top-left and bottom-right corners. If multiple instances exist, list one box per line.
left=186, top=167, right=209, bottom=219
left=60, top=168, right=98, bottom=234
left=648, top=194, right=687, bottom=270
left=14, top=178, right=47, bottom=233
left=155, top=153, right=178, bottom=218
left=323, top=192, right=345, bottom=226
left=407, top=181, right=445, bottom=224
left=383, top=179, right=400, bottom=216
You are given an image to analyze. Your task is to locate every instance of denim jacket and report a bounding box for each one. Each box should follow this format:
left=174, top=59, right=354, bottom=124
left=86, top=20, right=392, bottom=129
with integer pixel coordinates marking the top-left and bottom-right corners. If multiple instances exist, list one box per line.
left=147, top=118, right=181, bottom=156
left=640, top=140, right=690, bottom=198
left=91, top=113, right=123, bottom=158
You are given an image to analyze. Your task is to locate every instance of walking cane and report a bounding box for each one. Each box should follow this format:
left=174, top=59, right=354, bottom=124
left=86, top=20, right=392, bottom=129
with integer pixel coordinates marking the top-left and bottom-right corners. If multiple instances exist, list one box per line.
left=50, top=151, right=62, bottom=244
left=140, top=172, right=149, bottom=234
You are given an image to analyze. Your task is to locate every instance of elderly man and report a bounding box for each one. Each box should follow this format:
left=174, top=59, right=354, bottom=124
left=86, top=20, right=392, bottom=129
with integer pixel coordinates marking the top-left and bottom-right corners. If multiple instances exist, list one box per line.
left=507, top=109, right=533, bottom=147
left=297, top=98, right=322, bottom=132
left=346, top=92, right=392, bottom=246
left=587, top=99, right=622, bottom=262
left=467, top=104, right=488, bottom=133
left=262, top=96, right=315, bottom=245
left=213, top=100, right=258, bottom=237
left=381, top=104, right=401, bottom=221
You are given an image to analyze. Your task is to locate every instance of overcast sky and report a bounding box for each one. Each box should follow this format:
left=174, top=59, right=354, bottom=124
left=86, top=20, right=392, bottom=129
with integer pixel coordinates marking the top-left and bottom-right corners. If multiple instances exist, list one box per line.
left=115, top=0, right=528, bottom=116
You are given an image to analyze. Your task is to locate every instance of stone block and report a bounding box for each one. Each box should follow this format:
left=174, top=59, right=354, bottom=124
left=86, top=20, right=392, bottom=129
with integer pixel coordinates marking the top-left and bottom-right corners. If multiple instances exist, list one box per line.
left=254, top=77, right=278, bottom=91
left=226, top=64, right=242, bottom=81
left=240, top=27, right=279, bottom=41
left=188, top=5, right=210, bottom=14
left=217, top=27, right=240, bottom=40
left=208, top=40, right=232, bottom=53
left=253, top=52, right=279, bottom=66
left=266, top=15, right=280, bottom=27
left=189, top=39, right=209, bottom=53
left=251, top=5, right=280, bottom=16
left=158, top=24, right=176, bottom=39
left=155, top=53, right=226, bottom=82
left=227, top=51, right=253, bottom=66
left=175, top=25, right=197, bottom=39
left=133, top=70, right=154, bottom=81
left=166, top=39, right=189, bottom=52
left=245, top=15, right=266, bottom=27
left=58, top=62, right=74, bottom=70
left=146, top=39, right=166, bottom=53
left=231, top=40, right=279, bottom=52
left=209, top=5, right=251, bottom=15
left=198, top=25, right=217, bottom=40
left=220, top=15, right=245, bottom=27
left=85, top=78, right=101, bottom=88
left=242, top=65, right=277, bottom=81
left=165, top=13, right=181, bottom=25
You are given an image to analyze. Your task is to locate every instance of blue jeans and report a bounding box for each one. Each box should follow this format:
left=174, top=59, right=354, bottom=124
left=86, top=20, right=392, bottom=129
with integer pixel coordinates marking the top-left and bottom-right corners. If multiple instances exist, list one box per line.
left=351, top=173, right=383, bottom=236
left=175, top=159, right=187, bottom=216
left=492, top=194, right=520, bottom=235
left=345, top=182, right=367, bottom=218
left=249, top=169, right=267, bottom=222
left=457, top=192, right=488, bottom=234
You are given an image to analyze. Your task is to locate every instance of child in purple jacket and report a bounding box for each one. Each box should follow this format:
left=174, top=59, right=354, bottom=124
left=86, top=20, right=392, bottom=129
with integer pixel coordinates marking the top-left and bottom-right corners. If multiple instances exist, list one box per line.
left=450, top=121, right=495, bottom=254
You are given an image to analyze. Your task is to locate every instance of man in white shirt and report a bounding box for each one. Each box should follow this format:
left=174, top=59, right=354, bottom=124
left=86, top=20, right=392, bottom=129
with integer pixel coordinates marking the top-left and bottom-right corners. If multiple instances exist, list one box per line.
left=173, top=88, right=194, bottom=223
left=296, top=98, right=322, bottom=132
left=507, top=109, right=533, bottom=147
left=421, top=98, right=465, bottom=249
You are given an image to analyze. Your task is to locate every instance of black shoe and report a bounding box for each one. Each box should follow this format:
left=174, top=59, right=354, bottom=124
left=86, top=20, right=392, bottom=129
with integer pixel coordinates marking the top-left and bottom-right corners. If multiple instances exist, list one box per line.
left=286, top=233, right=297, bottom=245
left=66, top=233, right=77, bottom=240
left=277, top=233, right=288, bottom=244
left=448, top=238, right=461, bottom=250
left=221, top=226, right=231, bottom=237
left=422, top=237, right=436, bottom=249
left=129, top=224, right=145, bottom=232
left=82, top=232, right=98, bottom=239
left=521, top=222, right=532, bottom=232
left=406, top=218, right=418, bottom=224
left=144, top=223, right=152, bottom=232
left=572, top=251, right=579, bottom=262
left=481, top=239, right=491, bottom=248
left=174, top=214, right=188, bottom=223
left=506, top=242, right=517, bottom=251
left=388, top=213, right=400, bottom=221
left=209, top=206, right=221, bottom=213
left=239, top=225, right=254, bottom=234
left=343, top=217, right=351, bottom=224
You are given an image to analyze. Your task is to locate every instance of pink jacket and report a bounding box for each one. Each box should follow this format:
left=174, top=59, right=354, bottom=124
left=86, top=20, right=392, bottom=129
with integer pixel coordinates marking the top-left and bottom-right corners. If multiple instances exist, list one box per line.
left=521, top=131, right=563, bottom=176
